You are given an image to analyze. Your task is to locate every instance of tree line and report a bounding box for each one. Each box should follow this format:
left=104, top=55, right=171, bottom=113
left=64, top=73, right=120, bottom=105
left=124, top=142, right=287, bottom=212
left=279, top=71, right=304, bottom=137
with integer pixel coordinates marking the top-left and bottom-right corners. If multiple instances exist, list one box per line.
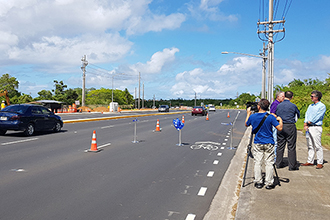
left=1, top=73, right=329, bottom=127
left=0, top=73, right=134, bottom=106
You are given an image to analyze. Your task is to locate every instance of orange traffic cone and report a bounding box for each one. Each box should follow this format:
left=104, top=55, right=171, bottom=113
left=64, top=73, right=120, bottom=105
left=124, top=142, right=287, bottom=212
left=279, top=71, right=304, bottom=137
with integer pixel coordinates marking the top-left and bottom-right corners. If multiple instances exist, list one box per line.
left=155, top=119, right=161, bottom=132
left=206, top=113, right=209, bottom=121
left=88, top=130, right=101, bottom=152
left=227, top=112, right=230, bottom=118
left=182, top=115, right=185, bottom=123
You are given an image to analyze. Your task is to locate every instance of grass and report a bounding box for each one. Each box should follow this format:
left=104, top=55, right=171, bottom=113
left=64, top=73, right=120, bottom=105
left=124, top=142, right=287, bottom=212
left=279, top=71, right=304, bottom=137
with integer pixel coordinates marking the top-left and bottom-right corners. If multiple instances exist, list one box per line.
left=296, top=118, right=330, bottom=150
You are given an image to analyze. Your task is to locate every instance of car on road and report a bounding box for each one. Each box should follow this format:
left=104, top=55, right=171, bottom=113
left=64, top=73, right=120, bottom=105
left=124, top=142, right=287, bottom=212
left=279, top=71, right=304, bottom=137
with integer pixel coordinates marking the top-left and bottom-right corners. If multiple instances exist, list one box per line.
left=192, top=106, right=207, bottom=116
left=0, top=104, right=63, bottom=136
left=158, top=105, right=169, bottom=112
left=208, top=105, right=216, bottom=111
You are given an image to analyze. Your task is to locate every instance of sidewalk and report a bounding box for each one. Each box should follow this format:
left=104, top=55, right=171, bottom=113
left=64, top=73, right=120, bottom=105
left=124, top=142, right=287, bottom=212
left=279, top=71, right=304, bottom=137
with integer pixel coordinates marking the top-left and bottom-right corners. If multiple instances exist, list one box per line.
left=235, top=130, right=330, bottom=220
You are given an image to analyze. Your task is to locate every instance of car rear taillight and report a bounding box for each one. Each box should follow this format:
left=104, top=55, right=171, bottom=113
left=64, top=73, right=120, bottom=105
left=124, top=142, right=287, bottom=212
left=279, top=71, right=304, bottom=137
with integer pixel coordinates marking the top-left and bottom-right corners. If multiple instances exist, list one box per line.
left=10, top=115, right=20, bottom=120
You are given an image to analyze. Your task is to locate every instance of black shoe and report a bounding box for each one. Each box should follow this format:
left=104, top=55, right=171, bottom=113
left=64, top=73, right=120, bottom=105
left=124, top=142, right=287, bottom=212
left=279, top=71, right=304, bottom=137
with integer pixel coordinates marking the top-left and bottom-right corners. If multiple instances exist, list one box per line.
left=276, top=163, right=285, bottom=169
left=289, top=167, right=299, bottom=171
left=254, top=182, right=263, bottom=189
left=265, top=184, right=275, bottom=190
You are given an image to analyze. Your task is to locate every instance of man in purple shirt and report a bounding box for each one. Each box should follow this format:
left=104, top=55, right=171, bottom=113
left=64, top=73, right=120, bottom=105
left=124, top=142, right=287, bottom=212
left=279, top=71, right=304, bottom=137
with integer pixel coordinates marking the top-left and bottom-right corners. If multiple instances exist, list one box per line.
left=270, top=91, right=284, bottom=166
left=270, top=91, right=284, bottom=114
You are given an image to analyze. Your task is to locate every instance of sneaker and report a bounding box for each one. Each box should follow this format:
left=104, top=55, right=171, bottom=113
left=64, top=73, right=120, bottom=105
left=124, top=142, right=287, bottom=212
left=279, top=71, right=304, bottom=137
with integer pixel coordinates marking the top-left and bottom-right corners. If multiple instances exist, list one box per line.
left=254, top=182, right=263, bottom=189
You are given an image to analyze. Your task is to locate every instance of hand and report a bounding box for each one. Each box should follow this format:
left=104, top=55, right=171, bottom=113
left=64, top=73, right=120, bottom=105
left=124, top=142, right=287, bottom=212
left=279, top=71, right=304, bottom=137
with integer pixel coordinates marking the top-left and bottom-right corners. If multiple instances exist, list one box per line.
left=246, top=107, right=251, bottom=114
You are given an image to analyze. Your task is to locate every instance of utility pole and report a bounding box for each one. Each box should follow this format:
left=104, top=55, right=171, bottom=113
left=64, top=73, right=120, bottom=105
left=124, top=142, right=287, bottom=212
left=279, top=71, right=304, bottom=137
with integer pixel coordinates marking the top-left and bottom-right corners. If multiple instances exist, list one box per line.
left=135, top=87, right=137, bottom=109
left=142, top=82, right=144, bottom=109
left=81, top=55, right=88, bottom=106
left=261, top=42, right=267, bottom=99
left=257, top=0, right=285, bottom=103
left=153, top=94, right=155, bottom=109
left=194, top=92, right=197, bottom=106
left=138, top=72, right=141, bottom=110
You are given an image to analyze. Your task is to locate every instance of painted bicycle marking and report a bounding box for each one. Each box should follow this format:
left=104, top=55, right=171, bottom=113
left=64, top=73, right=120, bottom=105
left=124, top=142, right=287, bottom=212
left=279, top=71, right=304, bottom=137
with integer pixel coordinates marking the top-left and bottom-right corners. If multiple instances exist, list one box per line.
left=190, top=141, right=221, bottom=151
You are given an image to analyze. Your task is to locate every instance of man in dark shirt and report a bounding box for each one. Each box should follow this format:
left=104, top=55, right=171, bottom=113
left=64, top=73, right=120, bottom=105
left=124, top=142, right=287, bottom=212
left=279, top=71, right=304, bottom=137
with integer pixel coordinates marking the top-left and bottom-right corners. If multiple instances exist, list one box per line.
left=275, top=91, right=300, bottom=170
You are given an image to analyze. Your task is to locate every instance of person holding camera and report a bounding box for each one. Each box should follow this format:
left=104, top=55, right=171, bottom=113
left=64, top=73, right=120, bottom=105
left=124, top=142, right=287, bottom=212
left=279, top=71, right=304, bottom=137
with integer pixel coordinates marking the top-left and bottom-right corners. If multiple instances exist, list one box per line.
left=275, top=91, right=300, bottom=171
left=302, top=90, right=326, bottom=169
left=245, top=99, right=283, bottom=189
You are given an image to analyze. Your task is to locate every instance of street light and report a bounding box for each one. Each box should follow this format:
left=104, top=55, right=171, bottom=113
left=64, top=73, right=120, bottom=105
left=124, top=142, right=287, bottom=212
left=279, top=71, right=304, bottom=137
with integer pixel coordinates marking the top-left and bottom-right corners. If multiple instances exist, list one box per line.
left=221, top=44, right=268, bottom=99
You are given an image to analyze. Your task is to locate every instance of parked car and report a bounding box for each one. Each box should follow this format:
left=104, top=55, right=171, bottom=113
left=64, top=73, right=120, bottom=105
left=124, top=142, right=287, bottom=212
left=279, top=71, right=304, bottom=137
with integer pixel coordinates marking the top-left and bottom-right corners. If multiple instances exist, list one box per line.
left=192, top=106, right=207, bottom=116
left=0, top=104, right=63, bottom=136
left=208, top=105, right=216, bottom=111
left=158, top=105, right=169, bottom=112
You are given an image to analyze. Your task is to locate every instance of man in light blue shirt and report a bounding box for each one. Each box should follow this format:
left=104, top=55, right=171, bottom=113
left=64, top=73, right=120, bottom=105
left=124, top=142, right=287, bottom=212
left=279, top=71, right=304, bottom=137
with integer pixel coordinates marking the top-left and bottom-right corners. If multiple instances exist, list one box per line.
left=302, top=90, right=326, bottom=169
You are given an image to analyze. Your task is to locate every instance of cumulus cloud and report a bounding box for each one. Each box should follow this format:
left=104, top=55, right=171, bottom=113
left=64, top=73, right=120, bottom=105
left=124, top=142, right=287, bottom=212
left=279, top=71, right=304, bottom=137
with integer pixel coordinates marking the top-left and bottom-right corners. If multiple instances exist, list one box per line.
left=171, top=57, right=264, bottom=99
left=128, top=47, right=180, bottom=74
left=188, top=0, right=238, bottom=22
left=0, top=0, right=185, bottom=68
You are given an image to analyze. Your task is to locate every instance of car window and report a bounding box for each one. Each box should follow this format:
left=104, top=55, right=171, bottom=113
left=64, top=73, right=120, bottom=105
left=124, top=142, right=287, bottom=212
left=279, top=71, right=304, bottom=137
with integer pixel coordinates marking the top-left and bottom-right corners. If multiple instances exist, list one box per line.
left=40, top=107, right=51, bottom=115
left=1, top=105, right=29, bottom=114
left=31, top=106, right=42, bottom=114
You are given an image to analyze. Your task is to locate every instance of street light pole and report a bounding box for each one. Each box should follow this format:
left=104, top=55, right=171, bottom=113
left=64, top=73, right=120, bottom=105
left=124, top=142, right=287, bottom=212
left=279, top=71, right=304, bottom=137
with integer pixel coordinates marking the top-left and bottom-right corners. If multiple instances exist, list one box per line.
left=221, top=49, right=267, bottom=99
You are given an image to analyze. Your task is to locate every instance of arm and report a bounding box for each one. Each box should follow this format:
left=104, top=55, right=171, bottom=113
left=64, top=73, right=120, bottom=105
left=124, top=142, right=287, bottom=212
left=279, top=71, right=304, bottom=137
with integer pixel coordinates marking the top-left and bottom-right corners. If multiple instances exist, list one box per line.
left=275, top=116, right=283, bottom=131
left=245, top=107, right=252, bottom=127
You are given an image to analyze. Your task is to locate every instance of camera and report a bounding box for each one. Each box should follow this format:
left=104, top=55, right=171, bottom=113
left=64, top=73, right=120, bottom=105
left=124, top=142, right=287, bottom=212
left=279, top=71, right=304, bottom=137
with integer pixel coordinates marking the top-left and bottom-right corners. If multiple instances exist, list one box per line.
left=246, top=102, right=259, bottom=113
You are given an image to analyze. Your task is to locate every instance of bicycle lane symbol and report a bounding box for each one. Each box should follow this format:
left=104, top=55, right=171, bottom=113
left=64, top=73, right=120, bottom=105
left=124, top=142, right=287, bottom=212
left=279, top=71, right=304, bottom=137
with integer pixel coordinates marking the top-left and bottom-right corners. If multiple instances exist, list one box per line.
left=190, top=141, right=221, bottom=151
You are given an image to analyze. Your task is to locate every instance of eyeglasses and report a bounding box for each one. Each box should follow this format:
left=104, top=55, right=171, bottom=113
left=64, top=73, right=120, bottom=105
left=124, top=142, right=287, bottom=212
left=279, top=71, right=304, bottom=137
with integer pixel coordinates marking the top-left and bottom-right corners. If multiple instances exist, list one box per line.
left=311, top=95, right=317, bottom=98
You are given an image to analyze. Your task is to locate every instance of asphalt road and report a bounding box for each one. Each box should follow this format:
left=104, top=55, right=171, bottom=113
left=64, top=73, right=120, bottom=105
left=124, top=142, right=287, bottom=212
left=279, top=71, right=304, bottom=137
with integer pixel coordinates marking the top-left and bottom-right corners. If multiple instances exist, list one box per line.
left=0, top=110, right=247, bottom=220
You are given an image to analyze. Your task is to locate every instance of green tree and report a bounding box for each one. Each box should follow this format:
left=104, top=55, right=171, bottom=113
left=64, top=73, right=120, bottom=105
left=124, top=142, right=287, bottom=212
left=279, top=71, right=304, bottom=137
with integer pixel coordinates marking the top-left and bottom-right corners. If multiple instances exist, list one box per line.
left=35, top=90, right=53, bottom=100
left=64, top=89, right=79, bottom=105
left=18, top=94, right=33, bottom=103
left=52, top=80, right=67, bottom=101
left=0, top=73, right=20, bottom=99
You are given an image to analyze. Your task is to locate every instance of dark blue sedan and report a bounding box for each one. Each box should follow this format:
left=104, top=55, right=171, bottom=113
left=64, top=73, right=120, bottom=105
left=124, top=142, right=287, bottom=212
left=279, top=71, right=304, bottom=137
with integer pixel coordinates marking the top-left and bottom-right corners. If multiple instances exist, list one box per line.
left=0, top=104, right=63, bottom=136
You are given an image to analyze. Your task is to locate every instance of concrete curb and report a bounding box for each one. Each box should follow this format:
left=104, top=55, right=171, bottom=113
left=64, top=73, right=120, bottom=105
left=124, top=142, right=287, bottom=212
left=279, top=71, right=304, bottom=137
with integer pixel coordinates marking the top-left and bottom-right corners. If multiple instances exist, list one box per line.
left=203, top=127, right=251, bottom=220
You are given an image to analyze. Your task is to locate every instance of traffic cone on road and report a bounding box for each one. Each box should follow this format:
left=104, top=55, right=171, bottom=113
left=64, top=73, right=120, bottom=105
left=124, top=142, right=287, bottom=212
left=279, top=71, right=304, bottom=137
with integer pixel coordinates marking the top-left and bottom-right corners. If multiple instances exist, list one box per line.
left=206, top=113, right=209, bottom=121
left=227, top=112, right=230, bottom=118
left=88, top=130, right=101, bottom=152
left=182, top=115, right=185, bottom=123
left=155, top=119, right=161, bottom=132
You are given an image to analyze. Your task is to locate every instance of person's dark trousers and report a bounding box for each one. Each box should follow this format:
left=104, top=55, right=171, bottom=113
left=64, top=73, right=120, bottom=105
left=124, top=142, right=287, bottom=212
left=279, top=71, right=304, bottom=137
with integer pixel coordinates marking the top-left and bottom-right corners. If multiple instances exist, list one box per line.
left=276, top=124, right=297, bottom=169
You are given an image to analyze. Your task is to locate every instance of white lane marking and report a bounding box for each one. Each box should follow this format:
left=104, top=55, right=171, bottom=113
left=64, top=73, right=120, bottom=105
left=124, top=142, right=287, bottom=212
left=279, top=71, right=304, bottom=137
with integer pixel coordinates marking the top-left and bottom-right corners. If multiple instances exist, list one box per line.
left=213, top=160, right=219, bottom=164
left=185, top=214, right=196, bottom=220
left=226, top=135, right=229, bottom=138
left=224, top=138, right=228, bottom=141
left=217, top=152, right=222, bottom=156
left=11, top=168, right=26, bottom=172
left=98, top=143, right=111, bottom=149
left=221, top=146, right=225, bottom=149
left=207, top=171, right=215, bottom=177
left=101, top=125, right=114, bottom=129
left=197, top=187, right=207, bottom=196
left=222, top=142, right=226, bottom=145
left=1, top=138, right=39, bottom=146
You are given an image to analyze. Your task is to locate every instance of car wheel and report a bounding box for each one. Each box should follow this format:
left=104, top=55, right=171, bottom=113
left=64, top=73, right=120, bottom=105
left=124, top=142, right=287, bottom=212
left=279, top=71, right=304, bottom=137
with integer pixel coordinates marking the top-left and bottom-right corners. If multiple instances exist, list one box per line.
left=53, top=122, right=62, bottom=132
left=24, top=123, right=35, bottom=136
left=0, top=129, right=7, bottom=135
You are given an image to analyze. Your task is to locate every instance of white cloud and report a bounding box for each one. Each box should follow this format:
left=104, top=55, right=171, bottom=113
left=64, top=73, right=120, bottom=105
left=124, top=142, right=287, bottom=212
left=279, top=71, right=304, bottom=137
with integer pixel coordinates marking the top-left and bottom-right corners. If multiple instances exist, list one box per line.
left=129, top=47, right=179, bottom=74
left=188, top=0, right=238, bottom=22
left=0, top=0, right=185, bottom=68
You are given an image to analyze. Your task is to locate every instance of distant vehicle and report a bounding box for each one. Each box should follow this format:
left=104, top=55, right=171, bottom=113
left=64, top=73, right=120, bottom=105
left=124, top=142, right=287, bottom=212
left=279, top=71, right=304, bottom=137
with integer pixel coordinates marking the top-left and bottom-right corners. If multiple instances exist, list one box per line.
left=192, top=106, right=207, bottom=116
left=158, top=105, right=169, bottom=112
left=0, top=104, right=63, bottom=136
left=208, top=105, right=216, bottom=111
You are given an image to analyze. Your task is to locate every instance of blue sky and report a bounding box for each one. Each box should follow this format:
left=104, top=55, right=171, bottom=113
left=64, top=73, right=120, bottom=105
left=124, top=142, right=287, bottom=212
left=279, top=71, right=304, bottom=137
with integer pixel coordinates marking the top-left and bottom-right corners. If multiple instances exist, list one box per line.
left=0, top=0, right=329, bottom=100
